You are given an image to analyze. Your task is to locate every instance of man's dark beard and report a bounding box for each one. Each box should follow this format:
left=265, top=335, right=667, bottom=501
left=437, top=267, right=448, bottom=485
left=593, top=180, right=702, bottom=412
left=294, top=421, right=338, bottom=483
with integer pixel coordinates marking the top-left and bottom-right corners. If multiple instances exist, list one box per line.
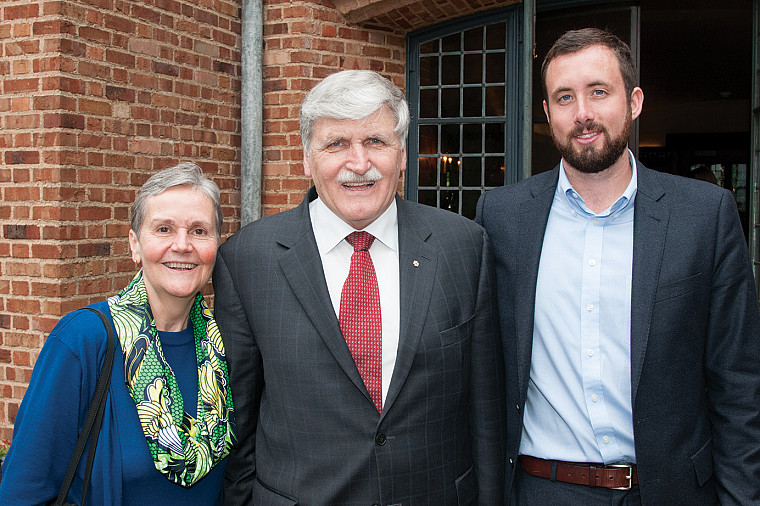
left=552, top=117, right=631, bottom=174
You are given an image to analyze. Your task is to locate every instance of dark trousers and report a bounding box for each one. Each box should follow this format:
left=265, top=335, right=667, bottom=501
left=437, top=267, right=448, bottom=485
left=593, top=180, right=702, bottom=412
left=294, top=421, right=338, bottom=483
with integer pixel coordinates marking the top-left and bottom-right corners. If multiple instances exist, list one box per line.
left=512, top=466, right=642, bottom=506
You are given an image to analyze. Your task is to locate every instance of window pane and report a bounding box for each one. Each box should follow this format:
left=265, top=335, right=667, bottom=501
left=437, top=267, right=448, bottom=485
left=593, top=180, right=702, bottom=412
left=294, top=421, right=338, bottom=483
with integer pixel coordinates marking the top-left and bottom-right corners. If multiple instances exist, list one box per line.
left=485, top=156, right=504, bottom=186
left=464, top=27, right=483, bottom=51
left=419, top=125, right=438, bottom=154
left=419, top=190, right=437, bottom=207
left=463, top=87, right=482, bottom=117
left=418, top=156, right=437, bottom=186
left=463, top=54, right=483, bottom=84
left=441, top=88, right=460, bottom=118
left=485, top=86, right=505, bottom=116
left=462, top=190, right=481, bottom=219
left=440, top=156, right=459, bottom=186
left=440, top=190, right=459, bottom=212
left=419, top=56, right=439, bottom=86
left=486, top=22, right=505, bottom=50
left=485, top=52, right=505, bottom=83
left=420, top=40, right=438, bottom=54
left=420, top=89, right=438, bottom=118
left=463, top=124, right=482, bottom=153
left=461, top=156, right=481, bottom=186
left=485, top=123, right=504, bottom=152
left=441, top=55, right=460, bottom=85
left=442, top=33, right=460, bottom=52
left=441, top=124, right=460, bottom=154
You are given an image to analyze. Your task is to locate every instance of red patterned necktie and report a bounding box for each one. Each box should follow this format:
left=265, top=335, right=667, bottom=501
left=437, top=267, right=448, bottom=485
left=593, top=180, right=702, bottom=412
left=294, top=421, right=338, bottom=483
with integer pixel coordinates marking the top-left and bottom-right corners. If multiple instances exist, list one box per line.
left=339, top=231, right=383, bottom=412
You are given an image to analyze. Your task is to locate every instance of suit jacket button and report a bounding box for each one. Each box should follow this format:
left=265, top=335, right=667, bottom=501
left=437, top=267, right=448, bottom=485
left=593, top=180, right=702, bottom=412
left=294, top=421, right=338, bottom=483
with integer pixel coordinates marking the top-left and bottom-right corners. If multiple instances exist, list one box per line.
left=375, top=433, right=387, bottom=446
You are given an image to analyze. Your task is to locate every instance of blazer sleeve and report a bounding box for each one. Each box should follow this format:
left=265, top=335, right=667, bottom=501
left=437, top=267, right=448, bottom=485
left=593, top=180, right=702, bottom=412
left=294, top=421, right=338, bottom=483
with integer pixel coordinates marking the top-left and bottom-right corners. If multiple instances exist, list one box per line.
left=704, top=191, right=760, bottom=504
left=213, top=247, right=264, bottom=505
left=470, top=229, right=508, bottom=504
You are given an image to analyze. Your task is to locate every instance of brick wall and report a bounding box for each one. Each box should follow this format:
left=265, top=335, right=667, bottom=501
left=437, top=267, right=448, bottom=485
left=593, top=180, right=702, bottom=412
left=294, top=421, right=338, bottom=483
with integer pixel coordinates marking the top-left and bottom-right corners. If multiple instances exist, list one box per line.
left=0, top=0, right=243, bottom=441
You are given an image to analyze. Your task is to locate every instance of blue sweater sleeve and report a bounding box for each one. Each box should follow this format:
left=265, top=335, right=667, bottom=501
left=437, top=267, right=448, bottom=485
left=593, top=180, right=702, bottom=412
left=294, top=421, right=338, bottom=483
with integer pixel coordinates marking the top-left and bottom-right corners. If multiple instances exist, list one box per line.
left=0, top=304, right=110, bottom=505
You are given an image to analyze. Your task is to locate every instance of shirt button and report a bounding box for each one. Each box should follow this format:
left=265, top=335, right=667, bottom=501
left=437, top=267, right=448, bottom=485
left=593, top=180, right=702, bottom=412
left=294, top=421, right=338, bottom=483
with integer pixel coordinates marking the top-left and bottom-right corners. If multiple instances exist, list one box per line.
left=591, top=394, right=598, bottom=402
left=588, top=259, right=596, bottom=266
left=593, top=218, right=599, bottom=225
left=603, top=436, right=610, bottom=444
left=587, top=349, right=594, bottom=357
left=375, top=433, right=386, bottom=446
left=586, top=304, right=594, bottom=311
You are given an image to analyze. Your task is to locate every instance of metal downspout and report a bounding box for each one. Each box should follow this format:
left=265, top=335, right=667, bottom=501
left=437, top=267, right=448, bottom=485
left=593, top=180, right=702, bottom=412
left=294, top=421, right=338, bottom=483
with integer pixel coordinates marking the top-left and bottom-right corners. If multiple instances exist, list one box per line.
left=522, top=0, right=534, bottom=180
left=240, top=0, right=263, bottom=225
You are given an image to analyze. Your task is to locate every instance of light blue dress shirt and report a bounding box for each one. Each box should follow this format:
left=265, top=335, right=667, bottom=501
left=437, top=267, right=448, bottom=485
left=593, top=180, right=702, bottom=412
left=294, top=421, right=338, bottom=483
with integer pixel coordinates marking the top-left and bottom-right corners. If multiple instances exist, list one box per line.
left=520, top=153, right=638, bottom=464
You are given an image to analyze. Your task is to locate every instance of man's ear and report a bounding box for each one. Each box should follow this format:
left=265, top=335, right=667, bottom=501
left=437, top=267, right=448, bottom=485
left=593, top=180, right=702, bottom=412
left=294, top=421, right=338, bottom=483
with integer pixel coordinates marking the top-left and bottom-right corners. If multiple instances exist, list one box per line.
left=630, top=87, right=644, bottom=121
left=303, top=150, right=312, bottom=177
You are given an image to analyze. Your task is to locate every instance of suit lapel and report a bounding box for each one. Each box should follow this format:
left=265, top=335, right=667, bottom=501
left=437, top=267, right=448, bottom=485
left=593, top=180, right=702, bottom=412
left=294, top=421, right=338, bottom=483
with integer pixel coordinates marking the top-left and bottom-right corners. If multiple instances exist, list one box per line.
left=630, top=164, right=668, bottom=404
left=515, top=169, right=557, bottom=397
left=277, top=189, right=371, bottom=402
left=382, top=197, right=437, bottom=417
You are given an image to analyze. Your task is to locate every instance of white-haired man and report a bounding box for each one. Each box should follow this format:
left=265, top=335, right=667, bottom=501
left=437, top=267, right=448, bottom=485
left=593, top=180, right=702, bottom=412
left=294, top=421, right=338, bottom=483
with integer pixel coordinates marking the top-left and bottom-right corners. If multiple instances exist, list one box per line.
left=215, top=70, right=506, bottom=505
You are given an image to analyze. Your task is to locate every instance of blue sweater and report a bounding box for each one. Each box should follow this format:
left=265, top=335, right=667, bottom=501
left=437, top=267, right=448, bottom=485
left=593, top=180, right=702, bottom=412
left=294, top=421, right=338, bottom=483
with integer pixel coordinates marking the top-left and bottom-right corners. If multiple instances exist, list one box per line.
left=0, top=301, right=227, bottom=505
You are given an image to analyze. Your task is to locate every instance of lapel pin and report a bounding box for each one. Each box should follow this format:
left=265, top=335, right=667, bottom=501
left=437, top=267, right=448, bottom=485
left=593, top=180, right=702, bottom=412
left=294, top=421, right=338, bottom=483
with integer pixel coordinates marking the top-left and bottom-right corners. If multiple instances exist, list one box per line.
left=413, top=260, right=419, bottom=267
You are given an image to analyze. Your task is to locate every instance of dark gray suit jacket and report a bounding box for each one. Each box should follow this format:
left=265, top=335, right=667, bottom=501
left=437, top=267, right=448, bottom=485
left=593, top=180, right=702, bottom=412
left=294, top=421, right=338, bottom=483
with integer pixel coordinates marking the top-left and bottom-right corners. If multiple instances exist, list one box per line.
left=214, top=188, right=506, bottom=505
left=476, top=161, right=760, bottom=505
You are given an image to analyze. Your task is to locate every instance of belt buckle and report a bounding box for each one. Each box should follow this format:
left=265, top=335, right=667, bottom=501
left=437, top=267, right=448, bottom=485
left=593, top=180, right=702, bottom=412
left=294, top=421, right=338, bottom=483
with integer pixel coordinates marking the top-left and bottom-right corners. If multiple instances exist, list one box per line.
left=607, top=464, right=632, bottom=490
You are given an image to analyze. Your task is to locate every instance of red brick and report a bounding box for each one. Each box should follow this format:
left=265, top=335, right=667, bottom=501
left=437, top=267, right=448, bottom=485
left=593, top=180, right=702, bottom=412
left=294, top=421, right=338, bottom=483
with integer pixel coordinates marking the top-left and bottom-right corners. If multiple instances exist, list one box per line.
left=105, top=85, right=135, bottom=102
left=4, top=114, right=41, bottom=129
left=79, top=98, right=111, bottom=115
left=104, top=14, right=136, bottom=34
left=4, top=151, right=39, bottom=165
left=5, top=4, right=40, bottom=20
left=78, top=61, right=111, bottom=79
left=6, top=298, right=40, bottom=314
left=106, top=49, right=136, bottom=68
left=4, top=78, right=38, bottom=93
left=43, top=113, right=85, bottom=130
left=152, top=61, right=179, bottom=76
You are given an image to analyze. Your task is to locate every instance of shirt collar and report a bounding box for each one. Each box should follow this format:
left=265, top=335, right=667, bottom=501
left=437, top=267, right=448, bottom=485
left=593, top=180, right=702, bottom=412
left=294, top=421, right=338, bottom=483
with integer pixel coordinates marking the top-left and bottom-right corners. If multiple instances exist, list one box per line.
left=309, top=197, right=399, bottom=255
left=558, top=150, right=638, bottom=217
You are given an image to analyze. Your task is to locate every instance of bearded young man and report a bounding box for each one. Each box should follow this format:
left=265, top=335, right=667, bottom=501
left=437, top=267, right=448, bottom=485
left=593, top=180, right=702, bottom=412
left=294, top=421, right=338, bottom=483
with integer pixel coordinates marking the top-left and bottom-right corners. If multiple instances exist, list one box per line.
left=476, top=28, right=760, bottom=505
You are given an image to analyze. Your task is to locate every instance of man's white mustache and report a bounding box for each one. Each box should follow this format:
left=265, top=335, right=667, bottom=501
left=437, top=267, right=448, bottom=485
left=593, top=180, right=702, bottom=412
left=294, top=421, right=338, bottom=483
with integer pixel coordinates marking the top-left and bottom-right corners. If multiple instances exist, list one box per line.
left=337, top=166, right=383, bottom=183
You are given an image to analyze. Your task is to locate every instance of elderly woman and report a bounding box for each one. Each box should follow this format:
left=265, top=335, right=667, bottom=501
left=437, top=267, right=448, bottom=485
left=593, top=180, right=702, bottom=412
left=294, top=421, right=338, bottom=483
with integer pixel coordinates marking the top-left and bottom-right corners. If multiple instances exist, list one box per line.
left=0, top=162, right=235, bottom=505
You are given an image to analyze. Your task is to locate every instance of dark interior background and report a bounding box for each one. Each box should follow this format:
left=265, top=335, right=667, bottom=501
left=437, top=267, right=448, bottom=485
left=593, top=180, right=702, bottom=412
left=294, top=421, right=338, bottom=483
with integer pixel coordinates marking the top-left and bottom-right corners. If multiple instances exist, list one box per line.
left=531, top=0, right=752, bottom=236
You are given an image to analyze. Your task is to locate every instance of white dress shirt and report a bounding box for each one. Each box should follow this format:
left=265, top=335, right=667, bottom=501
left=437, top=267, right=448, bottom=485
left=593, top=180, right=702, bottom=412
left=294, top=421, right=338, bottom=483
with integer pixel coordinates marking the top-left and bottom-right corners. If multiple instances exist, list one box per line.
left=309, top=197, right=401, bottom=405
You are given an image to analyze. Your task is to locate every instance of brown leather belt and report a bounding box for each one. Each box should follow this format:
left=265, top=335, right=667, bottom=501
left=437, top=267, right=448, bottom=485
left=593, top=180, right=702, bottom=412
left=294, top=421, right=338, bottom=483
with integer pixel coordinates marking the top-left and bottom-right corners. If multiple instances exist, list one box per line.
left=519, top=455, right=638, bottom=490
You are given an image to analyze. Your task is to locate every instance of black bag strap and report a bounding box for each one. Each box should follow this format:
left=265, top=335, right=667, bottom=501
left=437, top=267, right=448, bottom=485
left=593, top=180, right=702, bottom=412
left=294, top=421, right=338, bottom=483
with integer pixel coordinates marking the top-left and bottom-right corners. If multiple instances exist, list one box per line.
left=54, top=307, right=116, bottom=506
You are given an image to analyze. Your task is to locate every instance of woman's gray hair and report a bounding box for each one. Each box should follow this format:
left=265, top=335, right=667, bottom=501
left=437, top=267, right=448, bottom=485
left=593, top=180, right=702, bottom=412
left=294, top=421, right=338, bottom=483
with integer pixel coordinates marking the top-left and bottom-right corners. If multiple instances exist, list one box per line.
left=299, top=70, right=410, bottom=154
left=131, top=162, right=223, bottom=238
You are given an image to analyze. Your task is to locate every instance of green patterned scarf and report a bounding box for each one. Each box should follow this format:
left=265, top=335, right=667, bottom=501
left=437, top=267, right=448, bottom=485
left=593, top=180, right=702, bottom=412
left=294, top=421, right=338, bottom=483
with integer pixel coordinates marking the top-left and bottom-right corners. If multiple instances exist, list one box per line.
left=108, top=270, right=235, bottom=487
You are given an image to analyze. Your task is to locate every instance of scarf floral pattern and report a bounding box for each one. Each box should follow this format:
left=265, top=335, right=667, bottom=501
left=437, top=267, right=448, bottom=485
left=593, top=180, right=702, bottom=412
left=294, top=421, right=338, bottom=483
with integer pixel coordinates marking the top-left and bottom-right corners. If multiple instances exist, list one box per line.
left=108, top=271, right=235, bottom=487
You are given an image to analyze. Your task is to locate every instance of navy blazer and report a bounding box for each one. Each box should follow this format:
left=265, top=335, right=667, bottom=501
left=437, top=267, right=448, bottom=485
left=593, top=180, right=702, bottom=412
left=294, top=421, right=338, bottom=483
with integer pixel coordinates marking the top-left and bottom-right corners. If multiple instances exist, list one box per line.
left=214, top=188, right=507, bottom=505
left=476, top=161, right=760, bottom=505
